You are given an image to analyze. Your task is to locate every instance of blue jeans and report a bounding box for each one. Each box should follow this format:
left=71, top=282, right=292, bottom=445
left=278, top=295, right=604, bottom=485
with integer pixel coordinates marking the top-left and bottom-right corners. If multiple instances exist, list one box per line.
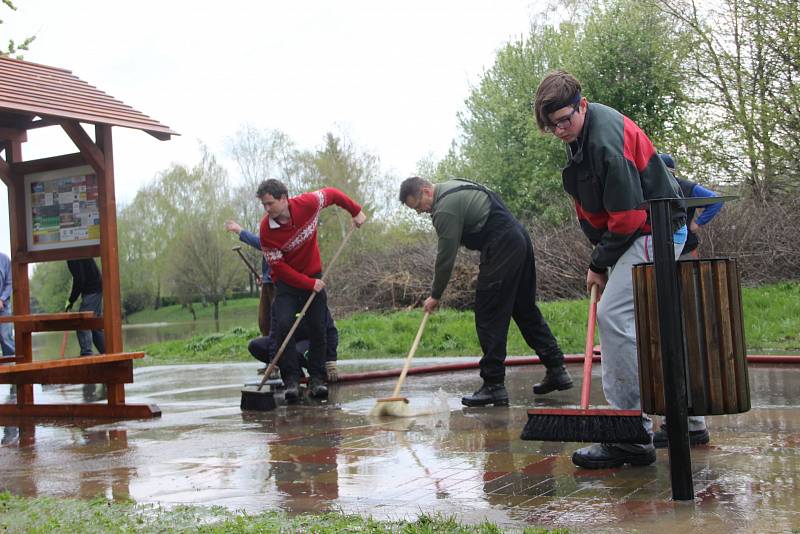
left=0, top=300, right=14, bottom=356
left=77, top=292, right=105, bottom=356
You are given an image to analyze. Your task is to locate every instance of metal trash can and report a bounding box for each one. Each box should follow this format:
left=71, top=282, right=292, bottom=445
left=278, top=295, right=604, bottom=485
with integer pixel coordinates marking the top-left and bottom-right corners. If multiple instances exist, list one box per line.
left=633, top=258, right=750, bottom=416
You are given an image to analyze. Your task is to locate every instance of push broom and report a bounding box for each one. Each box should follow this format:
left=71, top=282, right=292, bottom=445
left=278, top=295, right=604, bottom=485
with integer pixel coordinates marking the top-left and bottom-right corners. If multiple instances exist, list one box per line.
left=520, top=285, right=650, bottom=444
left=240, top=225, right=356, bottom=412
left=369, top=311, right=429, bottom=417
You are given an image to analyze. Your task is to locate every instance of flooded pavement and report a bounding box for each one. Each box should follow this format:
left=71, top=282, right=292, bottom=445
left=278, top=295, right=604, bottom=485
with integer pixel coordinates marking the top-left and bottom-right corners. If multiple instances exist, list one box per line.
left=1, top=358, right=799, bottom=533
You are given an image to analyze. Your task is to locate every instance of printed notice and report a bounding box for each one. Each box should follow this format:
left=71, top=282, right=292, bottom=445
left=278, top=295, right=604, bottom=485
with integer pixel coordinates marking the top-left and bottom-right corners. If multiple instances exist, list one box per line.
left=25, top=165, right=101, bottom=251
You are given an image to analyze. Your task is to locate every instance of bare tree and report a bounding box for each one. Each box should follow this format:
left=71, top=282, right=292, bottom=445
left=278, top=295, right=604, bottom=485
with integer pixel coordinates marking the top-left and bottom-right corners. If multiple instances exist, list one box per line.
left=653, top=0, right=800, bottom=201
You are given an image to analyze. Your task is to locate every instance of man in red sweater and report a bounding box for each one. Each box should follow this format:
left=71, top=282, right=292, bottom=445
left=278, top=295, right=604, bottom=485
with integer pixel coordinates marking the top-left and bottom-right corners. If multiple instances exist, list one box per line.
left=258, top=179, right=366, bottom=401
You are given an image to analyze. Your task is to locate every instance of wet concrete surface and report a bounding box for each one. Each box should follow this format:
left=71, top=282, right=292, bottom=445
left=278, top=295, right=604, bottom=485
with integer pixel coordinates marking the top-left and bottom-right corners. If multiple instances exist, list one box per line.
left=1, top=358, right=799, bottom=533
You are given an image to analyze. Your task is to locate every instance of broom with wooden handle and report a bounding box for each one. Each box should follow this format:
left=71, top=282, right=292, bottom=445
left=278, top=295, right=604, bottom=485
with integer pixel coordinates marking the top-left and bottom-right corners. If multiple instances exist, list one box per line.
left=520, top=284, right=650, bottom=444
left=370, top=311, right=430, bottom=417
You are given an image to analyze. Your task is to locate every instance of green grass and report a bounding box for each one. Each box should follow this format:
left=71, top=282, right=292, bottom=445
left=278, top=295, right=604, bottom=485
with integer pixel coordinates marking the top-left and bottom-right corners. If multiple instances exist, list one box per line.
left=125, top=297, right=260, bottom=325
left=740, top=281, right=800, bottom=353
left=134, top=282, right=800, bottom=366
left=0, top=492, right=568, bottom=534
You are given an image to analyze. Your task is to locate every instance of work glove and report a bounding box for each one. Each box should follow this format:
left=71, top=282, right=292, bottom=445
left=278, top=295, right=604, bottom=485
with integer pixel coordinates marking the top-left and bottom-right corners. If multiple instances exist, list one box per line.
left=325, top=361, right=339, bottom=383
left=64, top=300, right=73, bottom=312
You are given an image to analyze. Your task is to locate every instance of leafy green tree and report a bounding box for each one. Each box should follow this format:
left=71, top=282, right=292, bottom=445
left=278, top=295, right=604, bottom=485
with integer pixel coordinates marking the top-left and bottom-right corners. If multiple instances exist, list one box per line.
left=441, top=0, right=692, bottom=223
left=164, top=149, right=241, bottom=321
left=1, top=0, right=34, bottom=58
left=441, top=21, right=580, bottom=224
left=572, top=0, right=688, bottom=146
left=29, top=261, right=71, bottom=313
left=294, top=132, right=383, bottom=259
left=117, top=203, right=157, bottom=317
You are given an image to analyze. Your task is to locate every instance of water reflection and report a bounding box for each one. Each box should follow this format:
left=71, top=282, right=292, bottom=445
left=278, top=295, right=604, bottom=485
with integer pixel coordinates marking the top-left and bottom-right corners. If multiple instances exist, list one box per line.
left=0, top=409, right=133, bottom=500
left=268, top=409, right=341, bottom=514
left=31, top=318, right=246, bottom=360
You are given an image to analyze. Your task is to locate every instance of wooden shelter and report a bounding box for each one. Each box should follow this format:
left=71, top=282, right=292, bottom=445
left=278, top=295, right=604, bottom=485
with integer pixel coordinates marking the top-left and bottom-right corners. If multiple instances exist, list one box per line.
left=0, top=56, right=177, bottom=418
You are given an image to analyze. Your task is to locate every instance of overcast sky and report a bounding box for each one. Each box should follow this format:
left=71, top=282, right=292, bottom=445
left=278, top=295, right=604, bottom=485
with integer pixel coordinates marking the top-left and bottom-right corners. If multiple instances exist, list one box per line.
left=2, top=0, right=538, bottom=256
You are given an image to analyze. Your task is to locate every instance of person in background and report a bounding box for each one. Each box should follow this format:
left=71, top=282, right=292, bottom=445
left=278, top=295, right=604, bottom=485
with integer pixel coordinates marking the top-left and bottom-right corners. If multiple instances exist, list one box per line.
left=65, top=258, right=105, bottom=356
left=247, top=304, right=339, bottom=381
left=225, top=220, right=275, bottom=337
left=0, top=252, right=15, bottom=356
left=651, top=152, right=722, bottom=448
left=659, top=153, right=723, bottom=260
left=533, top=69, right=686, bottom=469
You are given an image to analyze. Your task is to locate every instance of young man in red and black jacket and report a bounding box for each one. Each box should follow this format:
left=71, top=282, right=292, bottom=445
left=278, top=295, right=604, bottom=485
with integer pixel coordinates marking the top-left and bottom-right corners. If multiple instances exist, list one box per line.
left=258, top=179, right=366, bottom=402
left=534, top=70, right=686, bottom=469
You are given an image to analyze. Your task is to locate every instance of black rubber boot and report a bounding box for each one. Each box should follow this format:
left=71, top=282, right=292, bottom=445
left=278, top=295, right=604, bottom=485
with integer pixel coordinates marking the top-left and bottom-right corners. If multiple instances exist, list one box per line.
left=532, top=365, right=574, bottom=394
left=572, top=443, right=656, bottom=469
left=309, top=376, right=328, bottom=399
left=283, top=379, right=300, bottom=403
left=461, top=384, right=509, bottom=407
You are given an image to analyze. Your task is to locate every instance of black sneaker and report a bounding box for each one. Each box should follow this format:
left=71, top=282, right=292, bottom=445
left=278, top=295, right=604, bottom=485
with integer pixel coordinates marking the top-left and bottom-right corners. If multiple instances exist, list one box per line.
left=461, top=384, right=509, bottom=407
left=653, top=426, right=710, bottom=448
left=532, top=365, right=574, bottom=394
left=308, top=376, right=328, bottom=399
left=572, top=443, right=656, bottom=469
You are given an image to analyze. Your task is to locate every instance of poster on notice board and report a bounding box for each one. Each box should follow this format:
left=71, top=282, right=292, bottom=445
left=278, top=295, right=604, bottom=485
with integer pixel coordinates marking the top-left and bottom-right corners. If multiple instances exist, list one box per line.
left=24, top=165, right=101, bottom=251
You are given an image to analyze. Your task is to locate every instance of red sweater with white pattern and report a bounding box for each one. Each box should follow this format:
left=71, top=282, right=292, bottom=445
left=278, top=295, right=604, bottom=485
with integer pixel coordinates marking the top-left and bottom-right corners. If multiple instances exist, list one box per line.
left=259, top=188, right=361, bottom=291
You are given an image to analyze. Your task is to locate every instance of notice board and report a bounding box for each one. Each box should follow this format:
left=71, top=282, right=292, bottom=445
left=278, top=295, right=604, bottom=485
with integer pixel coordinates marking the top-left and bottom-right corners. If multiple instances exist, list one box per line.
left=24, top=165, right=101, bottom=251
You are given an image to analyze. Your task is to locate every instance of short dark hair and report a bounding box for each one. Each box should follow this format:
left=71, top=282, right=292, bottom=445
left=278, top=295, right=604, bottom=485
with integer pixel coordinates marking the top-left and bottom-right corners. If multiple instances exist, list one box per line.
left=398, top=176, right=431, bottom=203
left=256, top=179, right=288, bottom=200
left=533, top=70, right=582, bottom=131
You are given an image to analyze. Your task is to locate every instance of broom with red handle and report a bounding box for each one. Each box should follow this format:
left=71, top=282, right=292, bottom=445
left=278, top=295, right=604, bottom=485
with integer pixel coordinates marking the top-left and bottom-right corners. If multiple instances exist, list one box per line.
left=520, top=284, right=650, bottom=444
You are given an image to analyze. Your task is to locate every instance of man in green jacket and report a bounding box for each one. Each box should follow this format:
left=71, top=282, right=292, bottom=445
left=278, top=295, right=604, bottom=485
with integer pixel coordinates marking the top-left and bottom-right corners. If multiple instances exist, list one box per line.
left=399, top=176, right=572, bottom=407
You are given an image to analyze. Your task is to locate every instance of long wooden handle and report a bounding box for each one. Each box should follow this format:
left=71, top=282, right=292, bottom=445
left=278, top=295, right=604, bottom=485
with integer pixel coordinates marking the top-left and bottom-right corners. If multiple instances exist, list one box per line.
left=59, top=331, right=69, bottom=359
left=390, top=311, right=430, bottom=397
left=255, top=225, right=357, bottom=391
left=233, top=246, right=261, bottom=279
left=580, top=285, right=599, bottom=409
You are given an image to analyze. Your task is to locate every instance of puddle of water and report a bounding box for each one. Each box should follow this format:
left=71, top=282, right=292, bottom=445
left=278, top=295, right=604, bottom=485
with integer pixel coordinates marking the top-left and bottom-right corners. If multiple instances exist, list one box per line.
left=1, top=362, right=799, bottom=533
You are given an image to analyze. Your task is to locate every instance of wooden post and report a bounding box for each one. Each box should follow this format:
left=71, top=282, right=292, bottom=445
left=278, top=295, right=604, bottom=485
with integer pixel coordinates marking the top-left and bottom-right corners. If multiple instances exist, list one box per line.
left=96, top=125, right=123, bottom=354
left=6, top=137, right=34, bottom=405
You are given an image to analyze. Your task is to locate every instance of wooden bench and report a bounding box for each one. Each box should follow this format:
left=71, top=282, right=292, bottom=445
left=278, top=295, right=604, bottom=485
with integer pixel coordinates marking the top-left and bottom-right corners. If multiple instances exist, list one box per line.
left=0, top=352, right=161, bottom=418
left=0, top=311, right=103, bottom=332
left=0, top=311, right=160, bottom=418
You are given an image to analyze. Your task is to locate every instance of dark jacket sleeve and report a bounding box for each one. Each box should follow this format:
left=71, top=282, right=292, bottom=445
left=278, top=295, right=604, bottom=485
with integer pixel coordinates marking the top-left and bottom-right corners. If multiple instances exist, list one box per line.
left=67, top=261, right=82, bottom=304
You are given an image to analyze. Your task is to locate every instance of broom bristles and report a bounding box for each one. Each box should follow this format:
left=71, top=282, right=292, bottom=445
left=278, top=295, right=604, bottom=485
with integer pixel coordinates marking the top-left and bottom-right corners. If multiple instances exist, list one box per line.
left=521, top=412, right=651, bottom=444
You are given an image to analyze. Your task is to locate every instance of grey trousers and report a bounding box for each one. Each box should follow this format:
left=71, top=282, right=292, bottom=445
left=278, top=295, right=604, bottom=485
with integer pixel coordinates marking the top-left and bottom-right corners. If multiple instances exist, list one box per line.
left=77, top=292, right=105, bottom=356
left=597, top=235, right=685, bottom=451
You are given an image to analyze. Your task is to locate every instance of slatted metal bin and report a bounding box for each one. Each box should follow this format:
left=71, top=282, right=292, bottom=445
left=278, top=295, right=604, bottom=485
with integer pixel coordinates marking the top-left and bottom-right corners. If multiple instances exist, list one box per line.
left=632, top=258, right=750, bottom=416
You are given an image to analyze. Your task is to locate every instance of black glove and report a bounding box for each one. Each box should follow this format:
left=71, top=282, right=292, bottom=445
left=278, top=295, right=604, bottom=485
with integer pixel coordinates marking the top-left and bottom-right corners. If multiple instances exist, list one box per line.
left=64, top=300, right=73, bottom=312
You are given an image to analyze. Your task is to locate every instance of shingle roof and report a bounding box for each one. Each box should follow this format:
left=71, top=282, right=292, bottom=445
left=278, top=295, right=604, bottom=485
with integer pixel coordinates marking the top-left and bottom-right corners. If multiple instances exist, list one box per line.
left=0, top=56, right=177, bottom=140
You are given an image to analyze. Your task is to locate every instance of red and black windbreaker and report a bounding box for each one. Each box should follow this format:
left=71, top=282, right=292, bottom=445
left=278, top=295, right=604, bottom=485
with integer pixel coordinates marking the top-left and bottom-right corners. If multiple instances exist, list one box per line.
left=561, top=102, right=685, bottom=271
